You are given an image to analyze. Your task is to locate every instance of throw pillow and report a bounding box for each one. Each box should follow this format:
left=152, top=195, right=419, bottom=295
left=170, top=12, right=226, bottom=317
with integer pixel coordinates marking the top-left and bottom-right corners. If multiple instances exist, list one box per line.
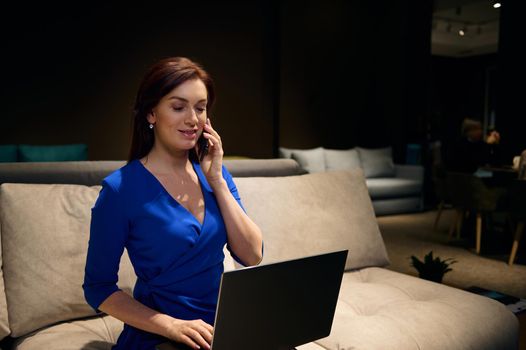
left=290, top=147, right=325, bottom=173
left=357, top=147, right=395, bottom=178
left=234, top=170, right=390, bottom=270
left=324, top=148, right=361, bottom=171
left=0, top=183, right=136, bottom=337
left=278, top=147, right=294, bottom=159
left=18, top=144, right=88, bottom=162
left=0, top=144, right=18, bottom=162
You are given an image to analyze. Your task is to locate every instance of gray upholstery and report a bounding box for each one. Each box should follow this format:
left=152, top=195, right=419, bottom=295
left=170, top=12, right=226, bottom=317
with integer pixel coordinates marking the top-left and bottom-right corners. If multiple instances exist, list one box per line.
left=0, top=159, right=518, bottom=350
left=324, top=148, right=361, bottom=171
left=366, top=178, right=422, bottom=199
left=0, top=161, right=126, bottom=186
left=0, top=184, right=136, bottom=337
left=0, top=221, right=9, bottom=341
left=234, top=170, right=390, bottom=270
left=290, top=148, right=326, bottom=173
left=279, top=147, right=424, bottom=216
left=224, top=158, right=306, bottom=177
left=0, top=159, right=304, bottom=186
left=371, top=197, right=424, bottom=217
left=318, top=267, right=518, bottom=349
left=356, top=147, right=395, bottom=178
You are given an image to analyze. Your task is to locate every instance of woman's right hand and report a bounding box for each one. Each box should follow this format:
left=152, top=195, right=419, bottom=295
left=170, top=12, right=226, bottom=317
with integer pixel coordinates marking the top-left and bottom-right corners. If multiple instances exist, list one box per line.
left=166, top=318, right=214, bottom=350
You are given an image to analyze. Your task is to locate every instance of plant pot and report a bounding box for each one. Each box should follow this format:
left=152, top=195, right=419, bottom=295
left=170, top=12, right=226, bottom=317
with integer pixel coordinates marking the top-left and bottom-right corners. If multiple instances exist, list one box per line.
left=419, top=273, right=444, bottom=283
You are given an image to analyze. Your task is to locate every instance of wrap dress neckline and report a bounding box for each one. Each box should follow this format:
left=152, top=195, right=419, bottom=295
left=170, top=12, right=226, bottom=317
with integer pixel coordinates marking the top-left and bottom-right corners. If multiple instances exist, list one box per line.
left=135, top=158, right=209, bottom=229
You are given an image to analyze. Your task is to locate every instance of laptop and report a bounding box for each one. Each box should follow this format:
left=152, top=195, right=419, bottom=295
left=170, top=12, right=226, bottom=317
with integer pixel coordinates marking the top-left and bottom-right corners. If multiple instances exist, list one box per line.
left=156, top=250, right=347, bottom=350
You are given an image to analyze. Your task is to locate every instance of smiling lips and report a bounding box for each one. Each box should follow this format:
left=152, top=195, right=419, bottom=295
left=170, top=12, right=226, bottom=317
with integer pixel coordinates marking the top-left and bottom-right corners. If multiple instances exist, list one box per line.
left=179, top=129, right=198, bottom=139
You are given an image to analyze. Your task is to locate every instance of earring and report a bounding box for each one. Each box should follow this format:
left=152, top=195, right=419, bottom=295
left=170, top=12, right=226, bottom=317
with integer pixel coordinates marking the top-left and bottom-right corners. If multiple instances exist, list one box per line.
left=149, top=124, right=154, bottom=129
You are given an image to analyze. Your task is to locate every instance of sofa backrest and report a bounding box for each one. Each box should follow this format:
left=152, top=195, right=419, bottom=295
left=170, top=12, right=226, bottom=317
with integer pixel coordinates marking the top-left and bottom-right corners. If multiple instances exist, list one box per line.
left=0, top=159, right=304, bottom=186
left=0, top=220, right=10, bottom=341
left=0, top=183, right=137, bottom=338
left=233, top=169, right=390, bottom=270
left=0, top=161, right=127, bottom=186
left=279, top=146, right=396, bottom=178
left=0, top=159, right=303, bottom=339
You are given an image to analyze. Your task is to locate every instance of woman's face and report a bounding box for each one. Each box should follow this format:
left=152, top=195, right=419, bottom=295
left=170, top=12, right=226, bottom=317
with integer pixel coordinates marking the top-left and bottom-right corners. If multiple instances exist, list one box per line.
left=148, top=78, right=208, bottom=153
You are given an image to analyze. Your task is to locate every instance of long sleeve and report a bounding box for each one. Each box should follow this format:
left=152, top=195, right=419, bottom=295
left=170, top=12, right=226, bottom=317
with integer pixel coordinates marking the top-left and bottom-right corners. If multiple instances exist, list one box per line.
left=222, top=165, right=245, bottom=212
left=83, top=180, right=129, bottom=312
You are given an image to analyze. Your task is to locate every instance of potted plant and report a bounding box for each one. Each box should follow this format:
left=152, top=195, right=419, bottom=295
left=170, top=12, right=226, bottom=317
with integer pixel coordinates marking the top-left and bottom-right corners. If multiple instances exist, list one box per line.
left=410, top=251, right=457, bottom=283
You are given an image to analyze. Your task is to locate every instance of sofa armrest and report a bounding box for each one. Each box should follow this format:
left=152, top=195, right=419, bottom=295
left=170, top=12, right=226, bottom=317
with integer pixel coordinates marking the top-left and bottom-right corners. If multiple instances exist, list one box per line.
left=394, top=164, right=424, bottom=181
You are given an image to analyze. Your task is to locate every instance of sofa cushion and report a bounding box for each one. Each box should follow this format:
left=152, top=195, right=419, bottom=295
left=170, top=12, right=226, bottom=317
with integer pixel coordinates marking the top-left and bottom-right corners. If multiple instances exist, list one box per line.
left=18, top=144, right=88, bottom=162
left=223, top=158, right=305, bottom=177
left=290, top=147, right=325, bottom=173
left=365, top=178, right=422, bottom=199
left=234, top=170, right=390, bottom=270
left=12, top=314, right=122, bottom=350
left=371, top=197, right=423, bottom=216
left=0, top=183, right=136, bottom=337
left=0, top=161, right=127, bottom=186
left=324, top=148, right=361, bottom=171
left=278, top=147, right=294, bottom=159
left=357, top=147, right=395, bottom=178
left=0, top=222, right=10, bottom=340
left=315, top=267, right=518, bottom=350
left=0, top=144, right=18, bottom=162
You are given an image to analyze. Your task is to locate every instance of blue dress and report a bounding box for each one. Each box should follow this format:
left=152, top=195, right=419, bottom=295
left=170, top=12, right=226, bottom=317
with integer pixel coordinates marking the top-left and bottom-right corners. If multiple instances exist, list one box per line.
left=83, top=158, right=246, bottom=349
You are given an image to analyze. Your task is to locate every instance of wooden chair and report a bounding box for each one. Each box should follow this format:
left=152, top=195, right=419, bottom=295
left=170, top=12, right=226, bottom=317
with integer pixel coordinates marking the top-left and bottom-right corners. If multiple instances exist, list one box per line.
left=508, top=179, right=526, bottom=265
left=432, top=163, right=450, bottom=230
left=518, top=149, right=526, bottom=180
left=446, top=172, right=506, bottom=254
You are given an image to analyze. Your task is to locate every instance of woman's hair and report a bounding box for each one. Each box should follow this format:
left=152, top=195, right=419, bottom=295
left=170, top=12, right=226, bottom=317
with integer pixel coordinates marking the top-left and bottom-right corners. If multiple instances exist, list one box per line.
left=461, top=118, right=482, bottom=136
left=128, top=57, right=215, bottom=162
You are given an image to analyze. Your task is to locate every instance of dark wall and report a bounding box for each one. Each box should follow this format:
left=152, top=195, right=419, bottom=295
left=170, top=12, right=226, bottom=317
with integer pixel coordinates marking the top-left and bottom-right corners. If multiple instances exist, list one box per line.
left=429, top=0, right=525, bottom=165
left=496, top=0, right=526, bottom=161
left=429, top=54, right=497, bottom=148
left=1, top=1, right=433, bottom=162
left=279, top=0, right=433, bottom=162
left=1, top=2, right=274, bottom=159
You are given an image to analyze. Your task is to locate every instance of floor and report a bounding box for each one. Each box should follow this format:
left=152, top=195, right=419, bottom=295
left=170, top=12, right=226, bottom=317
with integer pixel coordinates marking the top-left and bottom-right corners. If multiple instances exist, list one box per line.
left=377, top=209, right=526, bottom=349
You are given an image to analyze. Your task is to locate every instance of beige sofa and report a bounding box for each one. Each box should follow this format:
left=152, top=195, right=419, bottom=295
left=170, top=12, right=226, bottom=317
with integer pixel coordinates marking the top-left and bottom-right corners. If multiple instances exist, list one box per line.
left=0, top=159, right=519, bottom=349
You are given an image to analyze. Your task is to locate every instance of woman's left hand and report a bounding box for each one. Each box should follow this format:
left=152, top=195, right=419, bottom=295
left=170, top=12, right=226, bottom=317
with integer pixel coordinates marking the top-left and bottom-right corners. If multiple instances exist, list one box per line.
left=198, top=118, right=224, bottom=188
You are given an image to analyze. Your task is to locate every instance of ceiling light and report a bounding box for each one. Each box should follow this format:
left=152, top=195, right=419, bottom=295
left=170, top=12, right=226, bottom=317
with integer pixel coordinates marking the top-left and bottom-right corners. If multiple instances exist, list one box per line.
left=459, top=29, right=465, bottom=36
left=493, top=2, right=501, bottom=8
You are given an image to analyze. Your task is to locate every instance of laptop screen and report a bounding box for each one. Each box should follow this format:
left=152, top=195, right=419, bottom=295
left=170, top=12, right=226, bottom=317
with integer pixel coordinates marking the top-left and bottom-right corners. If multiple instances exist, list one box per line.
left=211, top=250, right=347, bottom=350
left=157, top=250, right=347, bottom=350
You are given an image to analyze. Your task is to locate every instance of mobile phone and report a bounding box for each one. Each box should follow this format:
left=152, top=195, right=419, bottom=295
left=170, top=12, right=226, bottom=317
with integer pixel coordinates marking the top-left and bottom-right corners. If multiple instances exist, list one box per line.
left=197, top=131, right=209, bottom=162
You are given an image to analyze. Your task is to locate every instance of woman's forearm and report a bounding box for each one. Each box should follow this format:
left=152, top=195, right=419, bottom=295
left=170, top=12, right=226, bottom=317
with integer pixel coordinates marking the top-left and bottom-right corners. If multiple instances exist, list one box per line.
left=99, top=290, right=174, bottom=339
left=99, top=291, right=213, bottom=349
left=211, top=180, right=263, bottom=266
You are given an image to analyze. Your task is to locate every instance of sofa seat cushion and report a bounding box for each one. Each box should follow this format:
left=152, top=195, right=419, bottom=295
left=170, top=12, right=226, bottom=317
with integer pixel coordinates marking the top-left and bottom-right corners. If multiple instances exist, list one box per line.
left=314, top=267, right=519, bottom=350
left=0, top=183, right=136, bottom=337
left=366, top=178, right=422, bottom=199
left=12, top=314, right=122, bottom=350
left=234, top=170, right=390, bottom=271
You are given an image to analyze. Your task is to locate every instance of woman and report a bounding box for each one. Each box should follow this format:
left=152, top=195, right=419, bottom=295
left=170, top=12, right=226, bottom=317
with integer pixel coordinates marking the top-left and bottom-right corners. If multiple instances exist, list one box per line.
left=83, top=57, right=263, bottom=350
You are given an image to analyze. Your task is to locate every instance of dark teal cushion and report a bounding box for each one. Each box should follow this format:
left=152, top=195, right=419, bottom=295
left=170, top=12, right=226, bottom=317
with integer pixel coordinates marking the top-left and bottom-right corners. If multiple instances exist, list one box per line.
left=0, top=144, right=18, bottom=162
left=18, top=144, right=88, bottom=162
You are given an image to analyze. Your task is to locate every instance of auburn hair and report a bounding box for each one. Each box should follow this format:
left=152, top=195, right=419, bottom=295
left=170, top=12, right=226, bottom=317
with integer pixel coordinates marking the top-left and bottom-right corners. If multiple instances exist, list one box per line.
left=128, top=57, right=215, bottom=162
